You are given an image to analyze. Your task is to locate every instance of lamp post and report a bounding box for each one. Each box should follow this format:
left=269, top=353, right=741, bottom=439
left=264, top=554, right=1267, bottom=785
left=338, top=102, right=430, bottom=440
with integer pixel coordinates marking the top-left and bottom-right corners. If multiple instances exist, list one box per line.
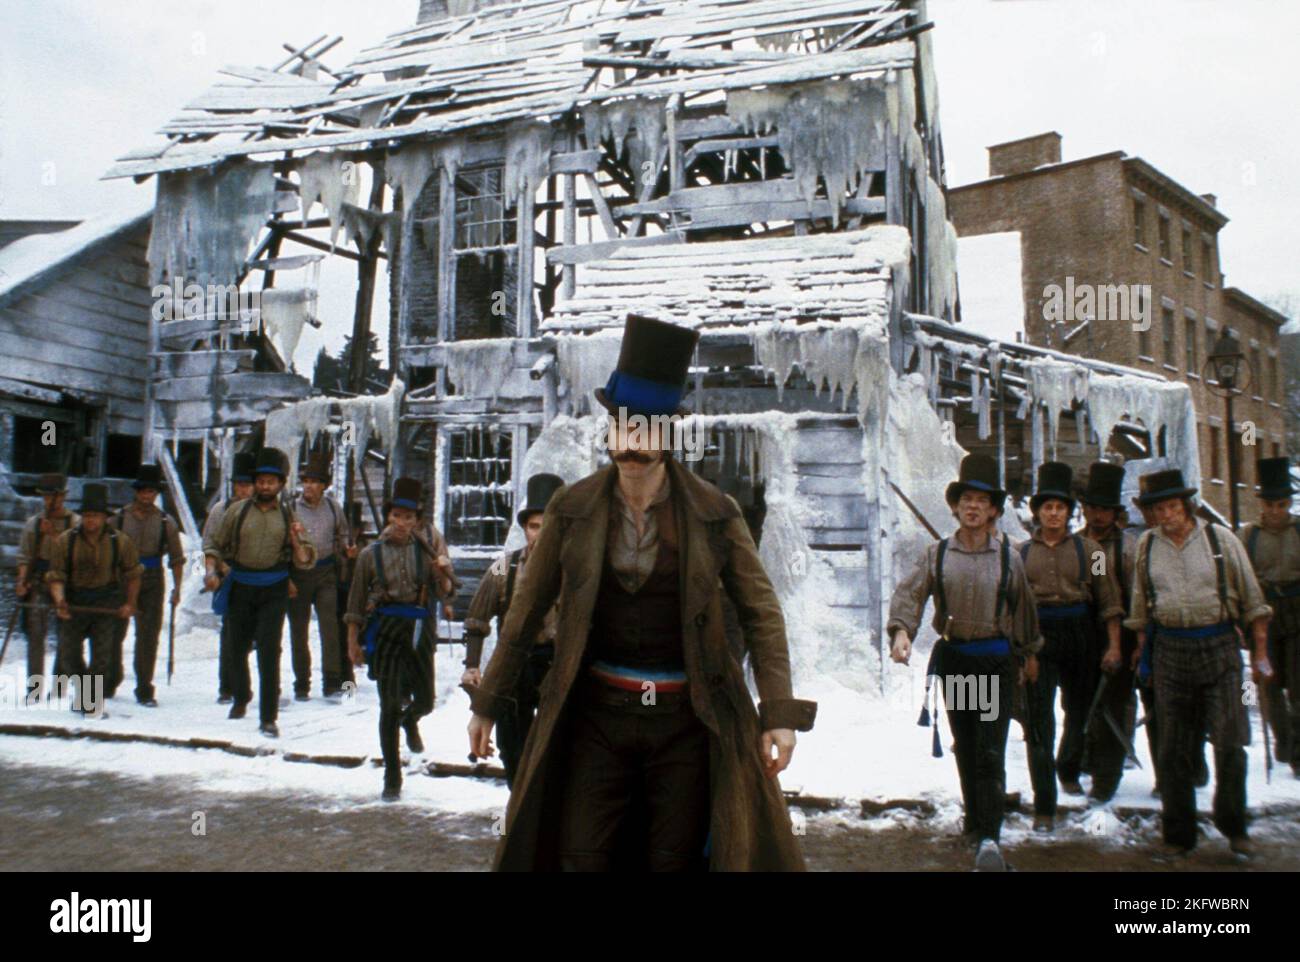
left=1204, top=330, right=1252, bottom=529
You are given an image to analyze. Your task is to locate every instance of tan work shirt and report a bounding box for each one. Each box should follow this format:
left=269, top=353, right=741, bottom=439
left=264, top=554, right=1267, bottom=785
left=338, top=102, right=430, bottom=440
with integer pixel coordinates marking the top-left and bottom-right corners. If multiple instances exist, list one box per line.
left=463, top=543, right=559, bottom=667
left=1238, top=521, right=1300, bottom=587
left=1018, top=530, right=1124, bottom=623
left=887, top=530, right=1043, bottom=657
left=1126, top=519, right=1272, bottom=631
left=292, top=495, right=351, bottom=561
left=46, top=527, right=143, bottom=590
left=204, top=498, right=316, bottom=571
left=110, top=503, right=184, bottom=569
left=609, top=473, right=672, bottom=593
left=344, top=532, right=454, bottom=626
left=18, top=510, right=79, bottom=569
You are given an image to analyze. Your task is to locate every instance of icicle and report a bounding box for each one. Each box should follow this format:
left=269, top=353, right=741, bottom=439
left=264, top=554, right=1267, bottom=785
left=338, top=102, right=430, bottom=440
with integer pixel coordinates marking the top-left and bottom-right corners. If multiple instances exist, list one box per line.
left=444, top=339, right=515, bottom=401
left=200, top=430, right=209, bottom=490
left=555, top=330, right=623, bottom=417
left=296, top=152, right=361, bottom=251
left=503, top=122, right=553, bottom=203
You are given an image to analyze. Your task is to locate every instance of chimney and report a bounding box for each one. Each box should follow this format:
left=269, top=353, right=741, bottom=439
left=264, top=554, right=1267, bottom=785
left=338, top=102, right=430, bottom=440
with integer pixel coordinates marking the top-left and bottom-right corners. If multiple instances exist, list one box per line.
left=988, top=132, right=1063, bottom=178
left=1200, top=193, right=1217, bottom=207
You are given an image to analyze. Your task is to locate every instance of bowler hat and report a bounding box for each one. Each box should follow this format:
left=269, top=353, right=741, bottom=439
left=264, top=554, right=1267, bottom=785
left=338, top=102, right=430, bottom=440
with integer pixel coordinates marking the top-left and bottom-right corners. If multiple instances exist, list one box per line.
left=945, top=454, right=1006, bottom=509
left=1080, top=461, right=1126, bottom=509
left=1257, top=457, right=1294, bottom=500
left=80, top=483, right=111, bottom=515
left=517, top=473, right=564, bottom=525
left=1030, top=461, right=1075, bottom=513
left=594, top=314, right=700, bottom=417
left=1137, top=468, right=1197, bottom=506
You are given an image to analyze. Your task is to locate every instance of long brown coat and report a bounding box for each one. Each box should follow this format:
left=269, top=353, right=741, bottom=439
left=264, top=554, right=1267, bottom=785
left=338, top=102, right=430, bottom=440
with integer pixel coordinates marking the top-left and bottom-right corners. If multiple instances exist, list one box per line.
left=470, top=457, right=817, bottom=871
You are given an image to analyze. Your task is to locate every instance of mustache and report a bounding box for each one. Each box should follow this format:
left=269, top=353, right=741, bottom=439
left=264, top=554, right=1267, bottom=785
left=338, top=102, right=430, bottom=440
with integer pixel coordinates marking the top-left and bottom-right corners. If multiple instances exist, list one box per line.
left=613, top=451, right=657, bottom=464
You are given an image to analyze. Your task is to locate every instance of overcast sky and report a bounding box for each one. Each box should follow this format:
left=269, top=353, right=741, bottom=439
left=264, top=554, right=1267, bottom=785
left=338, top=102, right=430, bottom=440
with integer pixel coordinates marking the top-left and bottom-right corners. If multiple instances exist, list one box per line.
left=1, top=0, right=1296, bottom=365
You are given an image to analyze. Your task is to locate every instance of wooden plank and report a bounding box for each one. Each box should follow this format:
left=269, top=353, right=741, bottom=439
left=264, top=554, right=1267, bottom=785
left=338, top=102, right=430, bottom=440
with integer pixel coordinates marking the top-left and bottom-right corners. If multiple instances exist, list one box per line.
left=546, top=231, right=684, bottom=266
left=159, top=312, right=258, bottom=345
left=582, top=172, right=620, bottom=239
left=0, top=351, right=143, bottom=414
left=153, top=372, right=311, bottom=403
left=548, top=149, right=602, bottom=175
left=0, top=376, right=62, bottom=404
left=156, top=398, right=297, bottom=431
left=683, top=135, right=781, bottom=168
left=158, top=445, right=199, bottom=539
left=150, top=350, right=257, bottom=379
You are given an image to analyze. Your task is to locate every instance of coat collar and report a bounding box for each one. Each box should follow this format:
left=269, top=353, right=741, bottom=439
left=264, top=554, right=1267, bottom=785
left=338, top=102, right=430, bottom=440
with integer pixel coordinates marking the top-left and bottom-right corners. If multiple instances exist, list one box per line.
left=553, top=458, right=739, bottom=524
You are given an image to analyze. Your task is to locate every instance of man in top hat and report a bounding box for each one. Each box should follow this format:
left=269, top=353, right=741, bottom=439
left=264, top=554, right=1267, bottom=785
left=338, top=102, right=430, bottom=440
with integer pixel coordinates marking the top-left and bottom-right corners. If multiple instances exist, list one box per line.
left=345, top=477, right=457, bottom=800
left=15, top=473, right=79, bottom=703
left=107, top=464, right=185, bottom=707
left=467, top=314, right=816, bottom=871
left=1238, top=456, right=1299, bottom=776
left=46, top=483, right=142, bottom=716
left=289, top=453, right=357, bottom=700
left=461, top=472, right=565, bottom=788
left=1077, top=461, right=1145, bottom=801
left=891, top=453, right=1042, bottom=871
left=1016, top=462, right=1123, bottom=828
left=203, top=451, right=257, bottom=703
left=203, top=448, right=317, bottom=738
left=1127, top=468, right=1272, bottom=856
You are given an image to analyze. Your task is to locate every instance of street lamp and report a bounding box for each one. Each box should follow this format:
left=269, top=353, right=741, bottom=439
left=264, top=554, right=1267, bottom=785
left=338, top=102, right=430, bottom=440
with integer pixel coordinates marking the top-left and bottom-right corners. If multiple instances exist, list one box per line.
left=1204, top=329, right=1252, bottom=529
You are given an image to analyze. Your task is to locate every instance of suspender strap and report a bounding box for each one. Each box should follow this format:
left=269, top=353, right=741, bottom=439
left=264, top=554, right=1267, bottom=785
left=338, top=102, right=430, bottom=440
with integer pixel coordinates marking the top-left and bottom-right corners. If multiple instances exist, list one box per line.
left=996, top=535, right=1011, bottom=621
left=1204, top=524, right=1230, bottom=624
left=502, top=548, right=523, bottom=622
left=937, top=536, right=1010, bottom=625
left=67, top=527, right=120, bottom=584
left=232, top=500, right=292, bottom=561
left=1246, top=525, right=1261, bottom=566
left=934, top=538, right=949, bottom=625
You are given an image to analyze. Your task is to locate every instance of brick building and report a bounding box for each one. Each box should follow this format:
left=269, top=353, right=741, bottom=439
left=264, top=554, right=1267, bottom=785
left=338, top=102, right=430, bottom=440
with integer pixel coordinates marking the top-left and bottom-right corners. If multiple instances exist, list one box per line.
left=948, top=131, right=1290, bottom=520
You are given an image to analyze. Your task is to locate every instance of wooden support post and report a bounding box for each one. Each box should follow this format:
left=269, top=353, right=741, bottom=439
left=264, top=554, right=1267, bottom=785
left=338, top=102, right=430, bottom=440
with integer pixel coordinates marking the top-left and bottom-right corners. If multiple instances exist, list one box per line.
left=158, top=444, right=199, bottom=539
left=516, top=183, right=536, bottom=338
left=582, top=172, right=620, bottom=240
left=562, top=171, right=577, bottom=299
left=667, top=94, right=684, bottom=193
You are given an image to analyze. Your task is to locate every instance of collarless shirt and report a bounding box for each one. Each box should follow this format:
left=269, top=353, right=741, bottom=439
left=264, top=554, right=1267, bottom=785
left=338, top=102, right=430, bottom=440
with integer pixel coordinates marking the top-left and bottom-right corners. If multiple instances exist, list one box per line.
left=111, top=503, right=184, bottom=567
left=609, top=472, right=672, bottom=594
left=1238, top=521, right=1300, bottom=586
left=18, top=510, right=79, bottom=567
left=1019, top=529, right=1123, bottom=623
left=293, top=495, right=349, bottom=561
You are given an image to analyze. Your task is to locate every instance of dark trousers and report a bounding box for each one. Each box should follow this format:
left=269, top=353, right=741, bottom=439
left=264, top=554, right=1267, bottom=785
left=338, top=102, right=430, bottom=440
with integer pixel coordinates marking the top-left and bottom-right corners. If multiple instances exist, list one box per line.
left=336, top=577, right=356, bottom=688
left=370, top=615, right=436, bottom=777
left=1088, top=630, right=1140, bottom=800
left=1265, top=593, right=1300, bottom=764
left=22, top=586, right=53, bottom=700
left=217, top=616, right=232, bottom=699
left=557, top=677, right=711, bottom=872
left=288, top=564, right=342, bottom=695
left=1138, top=679, right=1161, bottom=788
left=224, top=579, right=290, bottom=725
left=497, top=644, right=554, bottom=788
left=939, top=646, right=1014, bottom=842
left=1153, top=628, right=1249, bottom=849
left=112, top=571, right=166, bottom=700
left=57, top=587, right=122, bottom=714
left=1025, top=614, right=1098, bottom=815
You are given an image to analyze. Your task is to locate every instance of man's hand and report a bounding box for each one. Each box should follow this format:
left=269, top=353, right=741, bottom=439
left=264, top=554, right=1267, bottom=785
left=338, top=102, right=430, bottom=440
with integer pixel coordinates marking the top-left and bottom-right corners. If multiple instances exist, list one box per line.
left=117, top=603, right=136, bottom=621
left=443, top=602, right=454, bottom=621
left=468, top=714, right=495, bottom=759
left=289, top=521, right=306, bottom=543
left=345, top=543, right=359, bottom=560
left=1130, top=645, right=1144, bottom=672
left=170, top=587, right=181, bottom=606
left=760, top=729, right=796, bottom=778
left=1101, top=643, right=1122, bottom=674
left=1253, top=653, right=1274, bottom=686
left=15, top=579, right=29, bottom=599
left=348, top=639, right=366, bottom=667
left=460, top=667, right=481, bottom=688
left=890, top=629, right=912, bottom=665
left=287, top=580, right=298, bottom=600
left=1022, top=653, right=1040, bottom=684
left=55, top=600, right=71, bottom=621
left=203, top=572, right=221, bottom=593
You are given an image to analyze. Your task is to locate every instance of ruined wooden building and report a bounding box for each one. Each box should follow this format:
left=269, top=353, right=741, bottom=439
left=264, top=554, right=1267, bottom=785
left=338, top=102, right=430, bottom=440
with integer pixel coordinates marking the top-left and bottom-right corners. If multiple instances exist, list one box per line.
left=107, top=0, right=1201, bottom=677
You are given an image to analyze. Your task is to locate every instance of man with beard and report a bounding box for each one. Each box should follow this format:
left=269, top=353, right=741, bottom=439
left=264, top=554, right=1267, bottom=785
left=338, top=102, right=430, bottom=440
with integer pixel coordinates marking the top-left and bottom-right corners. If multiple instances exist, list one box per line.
left=1128, top=469, right=1272, bottom=857
left=1238, top=457, right=1299, bottom=777
left=47, top=484, right=142, bottom=717
left=467, top=314, right=816, bottom=871
left=108, top=464, right=185, bottom=707
left=345, top=477, right=456, bottom=800
left=15, top=473, right=79, bottom=703
left=1017, top=462, right=1122, bottom=830
left=203, top=452, right=256, bottom=704
left=461, top=472, right=564, bottom=788
left=203, top=448, right=316, bottom=738
left=890, top=454, right=1042, bottom=871
left=1077, top=461, right=1143, bottom=801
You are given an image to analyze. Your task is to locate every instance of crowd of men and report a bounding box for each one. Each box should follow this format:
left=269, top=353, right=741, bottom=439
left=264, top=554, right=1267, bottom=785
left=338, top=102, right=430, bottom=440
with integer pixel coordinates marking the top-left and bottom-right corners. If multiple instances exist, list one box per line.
left=6, top=310, right=1297, bottom=871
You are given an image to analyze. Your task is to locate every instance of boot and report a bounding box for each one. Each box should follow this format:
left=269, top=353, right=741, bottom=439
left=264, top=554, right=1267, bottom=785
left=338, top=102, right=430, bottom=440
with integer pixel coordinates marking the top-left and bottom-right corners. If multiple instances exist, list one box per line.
left=1033, top=814, right=1054, bottom=833
left=260, top=722, right=280, bottom=738
left=403, top=713, right=424, bottom=753
left=975, top=840, right=1006, bottom=872
left=1228, top=835, right=1253, bottom=857
left=228, top=701, right=248, bottom=720
left=382, top=769, right=402, bottom=802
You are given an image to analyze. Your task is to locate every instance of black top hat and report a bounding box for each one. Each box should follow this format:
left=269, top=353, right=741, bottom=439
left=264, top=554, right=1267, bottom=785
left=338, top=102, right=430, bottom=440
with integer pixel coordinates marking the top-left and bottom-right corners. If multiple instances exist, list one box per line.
left=1030, top=461, right=1075, bottom=513
left=594, top=314, right=700, bottom=417
left=232, top=452, right=257, bottom=484
left=1257, top=457, right=1294, bottom=500
left=254, top=448, right=290, bottom=480
left=1136, top=468, right=1197, bottom=505
left=1080, top=461, right=1126, bottom=509
left=517, top=473, right=564, bottom=525
left=945, top=454, right=1006, bottom=508
left=300, top=453, right=332, bottom=483
left=80, top=483, right=111, bottom=515
left=133, top=463, right=164, bottom=491
left=386, top=477, right=424, bottom=515
left=35, top=473, right=67, bottom=494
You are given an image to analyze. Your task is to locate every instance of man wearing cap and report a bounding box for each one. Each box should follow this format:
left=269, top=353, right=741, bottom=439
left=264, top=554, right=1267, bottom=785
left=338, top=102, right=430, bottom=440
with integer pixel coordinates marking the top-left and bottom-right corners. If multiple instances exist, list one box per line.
left=107, top=464, right=185, bottom=707
left=46, top=484, right=142, bottom=716
left=461, top=472, right=564, bottom=788
left=15, top=474, right=79, bottom=703
left=1017, top=462, right=1123, bottom=828
left=203, top=452, right=257, bottom=703
left=890, top=454, right=1042, bottom=871
left=289, top=454, right=357, bottom=700
left=1127, top=468, right=1272, bottom=857
left=467, top=314, right=816, bottom=871
left=1238, top=457, right=1299, bottom=777
left=1077, top=461, right=1144, bottom=801
left=203, top=448, right=316, bottom=738
left=345, top=477, right=457, bottom=800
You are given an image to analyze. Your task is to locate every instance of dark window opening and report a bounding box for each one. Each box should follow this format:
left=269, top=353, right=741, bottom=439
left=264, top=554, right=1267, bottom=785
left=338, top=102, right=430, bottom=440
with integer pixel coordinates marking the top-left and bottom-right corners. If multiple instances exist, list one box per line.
left=445, top=426, right=513, bottom=548
left=105, top=433, right=143, bottom=479
left=12, top=411, right=85, bottom=476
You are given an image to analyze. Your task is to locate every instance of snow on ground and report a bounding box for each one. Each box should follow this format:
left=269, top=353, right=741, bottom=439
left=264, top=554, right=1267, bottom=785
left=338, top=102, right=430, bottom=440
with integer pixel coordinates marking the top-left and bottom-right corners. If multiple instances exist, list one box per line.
left=0, top=620, right=1296, bottom=825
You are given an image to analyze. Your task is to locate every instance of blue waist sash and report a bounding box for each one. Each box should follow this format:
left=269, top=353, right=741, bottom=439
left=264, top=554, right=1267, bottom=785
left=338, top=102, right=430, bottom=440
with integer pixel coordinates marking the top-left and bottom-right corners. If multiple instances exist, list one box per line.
left=212, top=565, right=291, bottom=615
left=362, top=603, right=429, bottom=658
left=140, top=555, right=163, bottom=569
left=315, top=556, right=336, bottom=569
left=946, top=636, right=1012, bottom=657
left=1037, top=603, right=1088, bottom=620
left=32, top=559, right=50, bottom=574
left=1154, top=621, right=1234, bottom=640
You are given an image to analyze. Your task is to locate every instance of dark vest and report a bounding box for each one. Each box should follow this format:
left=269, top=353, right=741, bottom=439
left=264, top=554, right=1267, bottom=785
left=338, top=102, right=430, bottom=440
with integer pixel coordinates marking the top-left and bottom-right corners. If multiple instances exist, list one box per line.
left=588, top=498, right=684, bottom=671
